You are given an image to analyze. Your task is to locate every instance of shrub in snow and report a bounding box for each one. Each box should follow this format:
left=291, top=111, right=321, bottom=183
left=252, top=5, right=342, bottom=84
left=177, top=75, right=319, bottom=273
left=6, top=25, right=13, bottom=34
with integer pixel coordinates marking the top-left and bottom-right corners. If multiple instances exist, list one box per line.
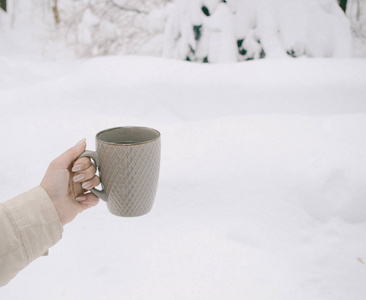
left=163, top=0, right=353, bottom=63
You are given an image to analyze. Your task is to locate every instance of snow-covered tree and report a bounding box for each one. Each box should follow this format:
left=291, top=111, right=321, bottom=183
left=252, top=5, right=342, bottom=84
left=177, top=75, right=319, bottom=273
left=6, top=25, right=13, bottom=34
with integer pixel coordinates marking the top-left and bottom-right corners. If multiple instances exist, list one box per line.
left=163, top=0, right=353, bottom=63
left=348, top=0, right=366, bottom=38
left=0, top=0, right=55, bottom=32
left=58, top=0, right=170, bottom=56
left=1, top=0, right=363, bottom=60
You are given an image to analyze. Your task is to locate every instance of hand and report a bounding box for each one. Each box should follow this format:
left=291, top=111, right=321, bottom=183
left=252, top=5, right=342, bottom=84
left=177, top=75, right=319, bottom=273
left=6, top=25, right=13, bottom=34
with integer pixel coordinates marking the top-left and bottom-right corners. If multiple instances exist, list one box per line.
left=41, top=139, right=100, bottom=226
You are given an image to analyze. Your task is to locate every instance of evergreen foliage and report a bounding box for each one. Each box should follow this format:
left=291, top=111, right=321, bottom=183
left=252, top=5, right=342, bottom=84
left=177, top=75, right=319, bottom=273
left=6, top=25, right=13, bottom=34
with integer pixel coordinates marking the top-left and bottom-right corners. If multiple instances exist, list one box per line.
left=0, top=0, right=6, bottom=12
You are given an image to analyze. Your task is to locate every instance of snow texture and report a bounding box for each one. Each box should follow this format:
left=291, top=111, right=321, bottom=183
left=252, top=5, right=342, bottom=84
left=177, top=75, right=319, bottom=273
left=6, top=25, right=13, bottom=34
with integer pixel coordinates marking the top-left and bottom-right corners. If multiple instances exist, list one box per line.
left=1, top=2, right=366, bottom=300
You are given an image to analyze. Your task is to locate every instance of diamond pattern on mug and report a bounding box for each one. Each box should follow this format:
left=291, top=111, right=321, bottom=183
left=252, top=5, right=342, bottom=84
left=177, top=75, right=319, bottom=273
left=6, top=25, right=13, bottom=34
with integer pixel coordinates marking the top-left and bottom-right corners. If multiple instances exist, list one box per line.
left=97, top=140, right=160, bottom=217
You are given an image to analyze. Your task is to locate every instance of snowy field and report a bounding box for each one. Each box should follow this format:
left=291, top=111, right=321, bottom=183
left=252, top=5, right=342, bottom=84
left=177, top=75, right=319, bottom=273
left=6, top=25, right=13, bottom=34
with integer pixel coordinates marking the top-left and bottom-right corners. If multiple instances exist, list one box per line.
left=1, top=32, right=366, bottom=299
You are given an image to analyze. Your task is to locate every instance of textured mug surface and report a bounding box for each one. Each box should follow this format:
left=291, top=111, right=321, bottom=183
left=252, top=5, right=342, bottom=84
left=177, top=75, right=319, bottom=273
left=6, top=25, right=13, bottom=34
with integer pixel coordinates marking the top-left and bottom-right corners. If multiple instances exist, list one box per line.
left=80, top=127, right=161, bottom=217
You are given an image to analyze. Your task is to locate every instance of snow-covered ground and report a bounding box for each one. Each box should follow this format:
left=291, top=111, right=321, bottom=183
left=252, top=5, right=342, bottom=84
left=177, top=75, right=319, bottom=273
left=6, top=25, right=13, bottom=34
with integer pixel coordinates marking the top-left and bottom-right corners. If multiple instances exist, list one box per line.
left=1, top=26, right=366, bottom=300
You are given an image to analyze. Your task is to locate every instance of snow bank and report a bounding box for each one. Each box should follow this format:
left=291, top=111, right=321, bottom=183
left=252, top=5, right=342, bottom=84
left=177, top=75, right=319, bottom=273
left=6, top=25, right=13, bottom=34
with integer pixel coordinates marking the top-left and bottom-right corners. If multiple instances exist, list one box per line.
left=1, top=52, right=366, bottom=299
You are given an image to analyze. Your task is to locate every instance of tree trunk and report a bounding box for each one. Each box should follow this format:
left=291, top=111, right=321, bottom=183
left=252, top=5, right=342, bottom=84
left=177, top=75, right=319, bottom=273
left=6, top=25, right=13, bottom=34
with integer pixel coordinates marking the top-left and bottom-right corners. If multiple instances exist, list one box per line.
left=338, top=0, right=348, bottom=13
left=0, top=0, right=6, bottom=12
left=356, top=0, right=361, bottom=21
left=52, top=0, right=60, bottom=24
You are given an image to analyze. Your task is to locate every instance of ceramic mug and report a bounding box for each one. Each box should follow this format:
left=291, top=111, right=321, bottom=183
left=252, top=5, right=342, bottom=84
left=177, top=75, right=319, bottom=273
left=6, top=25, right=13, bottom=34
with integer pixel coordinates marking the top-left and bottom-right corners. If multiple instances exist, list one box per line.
left=80, top=126, right=161, bottom=217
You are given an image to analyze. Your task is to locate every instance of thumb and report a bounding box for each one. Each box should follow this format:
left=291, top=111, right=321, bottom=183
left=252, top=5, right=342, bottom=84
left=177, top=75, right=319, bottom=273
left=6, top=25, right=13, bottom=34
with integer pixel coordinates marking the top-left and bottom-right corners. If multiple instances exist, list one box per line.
left=53, top=139, right=87, bottom=169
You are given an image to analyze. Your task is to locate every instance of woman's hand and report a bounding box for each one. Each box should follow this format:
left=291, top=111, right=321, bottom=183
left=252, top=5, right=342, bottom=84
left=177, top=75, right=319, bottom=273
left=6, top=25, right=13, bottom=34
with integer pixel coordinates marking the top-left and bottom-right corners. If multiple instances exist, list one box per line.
left=41, top=139, right=100, bottom=225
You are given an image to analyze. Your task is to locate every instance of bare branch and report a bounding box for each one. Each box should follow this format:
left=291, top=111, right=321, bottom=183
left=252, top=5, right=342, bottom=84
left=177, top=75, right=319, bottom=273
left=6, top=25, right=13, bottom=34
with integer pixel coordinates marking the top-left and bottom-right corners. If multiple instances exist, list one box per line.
left=110, top=0, right=148, bottom=14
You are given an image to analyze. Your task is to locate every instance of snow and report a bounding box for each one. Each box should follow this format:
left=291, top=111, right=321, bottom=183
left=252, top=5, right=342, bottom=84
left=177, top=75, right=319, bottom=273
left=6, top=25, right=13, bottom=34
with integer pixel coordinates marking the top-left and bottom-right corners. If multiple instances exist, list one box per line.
left=164, top=0, right=353, bottom=62
left=205, top=3, right=237, bottom=63
left=1, top=6, right=366, bottom=300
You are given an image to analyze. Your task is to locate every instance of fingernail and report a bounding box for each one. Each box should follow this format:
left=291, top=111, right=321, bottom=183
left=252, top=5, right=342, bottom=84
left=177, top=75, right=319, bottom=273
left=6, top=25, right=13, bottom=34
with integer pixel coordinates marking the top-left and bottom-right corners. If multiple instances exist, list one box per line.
left=73, top=174, right=85, bottom=182
left=76, top=196, right=86, bottom=201
left=76, top=138, right=86, bottom=146
left=82, top=181, right=93, bottom=189
left=72, top=164, right=84, bottom=172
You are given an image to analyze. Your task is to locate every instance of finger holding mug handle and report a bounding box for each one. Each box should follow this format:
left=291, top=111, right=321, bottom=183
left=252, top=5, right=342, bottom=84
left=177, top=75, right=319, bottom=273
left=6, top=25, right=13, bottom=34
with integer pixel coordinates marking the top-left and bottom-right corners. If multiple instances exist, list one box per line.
left=78, top=150, right=107, bottom=202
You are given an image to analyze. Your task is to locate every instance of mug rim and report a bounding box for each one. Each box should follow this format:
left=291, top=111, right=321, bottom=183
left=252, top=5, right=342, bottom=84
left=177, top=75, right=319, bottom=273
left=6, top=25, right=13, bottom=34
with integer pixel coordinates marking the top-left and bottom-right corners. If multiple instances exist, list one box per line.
left=96, top=126, right=161, bottom=146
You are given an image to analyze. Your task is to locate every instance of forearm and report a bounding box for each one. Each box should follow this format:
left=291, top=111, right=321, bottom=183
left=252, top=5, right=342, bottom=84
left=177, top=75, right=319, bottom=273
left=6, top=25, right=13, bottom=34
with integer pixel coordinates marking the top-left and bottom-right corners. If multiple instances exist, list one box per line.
left=0, top=186, right=63, bottom=287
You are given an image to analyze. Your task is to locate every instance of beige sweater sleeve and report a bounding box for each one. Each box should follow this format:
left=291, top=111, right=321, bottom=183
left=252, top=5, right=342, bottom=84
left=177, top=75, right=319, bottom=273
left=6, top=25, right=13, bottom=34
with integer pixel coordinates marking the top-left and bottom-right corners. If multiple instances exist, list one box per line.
left=0, top=186, right=63, bottom=287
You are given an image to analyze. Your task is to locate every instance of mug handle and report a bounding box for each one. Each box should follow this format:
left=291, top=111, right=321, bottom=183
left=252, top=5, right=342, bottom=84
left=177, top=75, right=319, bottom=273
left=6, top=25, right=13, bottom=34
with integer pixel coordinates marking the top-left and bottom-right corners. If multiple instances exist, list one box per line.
left=78, top=150, right=107, bottom=202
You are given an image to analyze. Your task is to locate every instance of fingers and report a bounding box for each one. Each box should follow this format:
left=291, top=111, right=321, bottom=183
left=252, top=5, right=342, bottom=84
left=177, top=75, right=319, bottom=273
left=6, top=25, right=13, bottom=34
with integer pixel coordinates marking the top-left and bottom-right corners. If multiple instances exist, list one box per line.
left=72, top=157, right=93, bottom=172
left=72, top=162, right=100, bottom=189
left=81, top=175, right=100, bottom=190
left=75, top=193, right=99, bottom=210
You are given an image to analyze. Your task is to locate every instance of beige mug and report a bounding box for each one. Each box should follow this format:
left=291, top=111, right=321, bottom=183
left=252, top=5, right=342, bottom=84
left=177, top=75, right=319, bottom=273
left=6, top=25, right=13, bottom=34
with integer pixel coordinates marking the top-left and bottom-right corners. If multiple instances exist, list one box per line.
left=80, top=126, right=161, bottom=217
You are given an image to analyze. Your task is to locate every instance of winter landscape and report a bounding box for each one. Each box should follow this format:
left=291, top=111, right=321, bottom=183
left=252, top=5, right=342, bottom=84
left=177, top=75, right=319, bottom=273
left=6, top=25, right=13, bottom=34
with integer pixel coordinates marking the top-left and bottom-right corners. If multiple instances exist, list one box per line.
left=1, top=0, right=366, bottom=299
